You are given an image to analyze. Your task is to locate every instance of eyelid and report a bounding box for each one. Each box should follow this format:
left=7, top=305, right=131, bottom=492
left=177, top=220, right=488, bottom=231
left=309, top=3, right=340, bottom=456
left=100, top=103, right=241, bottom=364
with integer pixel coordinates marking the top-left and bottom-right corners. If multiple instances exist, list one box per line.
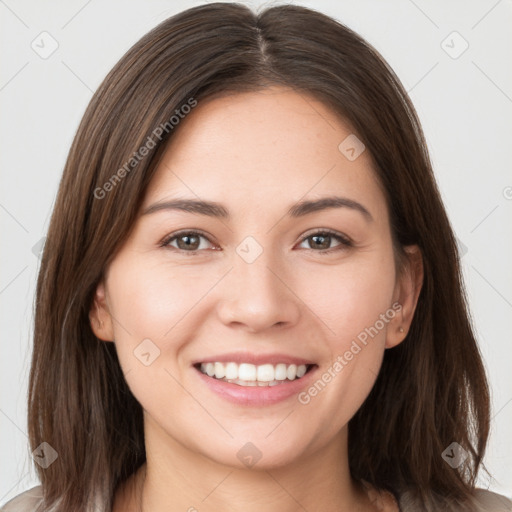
left=160, top=228, right=217, bottom=250
left=160, top=228, right=353, bottom=253
left=299, top=227, right=352, bottom=244
left=296, top=228, right=353, bottom=254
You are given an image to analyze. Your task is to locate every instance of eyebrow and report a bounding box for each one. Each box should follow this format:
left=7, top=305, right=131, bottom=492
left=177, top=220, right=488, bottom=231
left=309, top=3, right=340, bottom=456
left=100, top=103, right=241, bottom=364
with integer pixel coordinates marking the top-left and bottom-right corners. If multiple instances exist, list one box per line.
left=141, top=195, right=373, bottom=222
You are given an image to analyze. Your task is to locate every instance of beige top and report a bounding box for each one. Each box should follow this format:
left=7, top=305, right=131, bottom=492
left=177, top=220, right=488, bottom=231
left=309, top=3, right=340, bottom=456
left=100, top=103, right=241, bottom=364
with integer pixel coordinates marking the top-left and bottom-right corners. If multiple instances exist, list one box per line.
left=360, top=480, right=512, bottom=511
left=1, top=482, right=511, bottom=511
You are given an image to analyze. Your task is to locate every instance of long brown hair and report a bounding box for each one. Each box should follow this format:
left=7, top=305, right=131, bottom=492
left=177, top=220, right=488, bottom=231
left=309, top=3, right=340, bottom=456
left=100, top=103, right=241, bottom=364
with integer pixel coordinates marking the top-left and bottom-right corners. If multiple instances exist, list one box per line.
left=28, top=3, right=491, bottom=511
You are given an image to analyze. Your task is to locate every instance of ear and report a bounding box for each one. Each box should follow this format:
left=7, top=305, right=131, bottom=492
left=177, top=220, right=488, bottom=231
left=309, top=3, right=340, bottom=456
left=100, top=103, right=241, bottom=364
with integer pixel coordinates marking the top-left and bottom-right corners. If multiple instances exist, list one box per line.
left=385, top=244, right=424, bottom=349
left=89, top=280, right=115, bottom=342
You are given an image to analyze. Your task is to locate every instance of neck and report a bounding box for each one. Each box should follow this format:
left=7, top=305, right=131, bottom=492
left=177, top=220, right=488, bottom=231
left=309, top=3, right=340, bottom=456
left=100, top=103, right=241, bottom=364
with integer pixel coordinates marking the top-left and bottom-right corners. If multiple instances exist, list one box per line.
left=113, top=415, right=373, bottom=512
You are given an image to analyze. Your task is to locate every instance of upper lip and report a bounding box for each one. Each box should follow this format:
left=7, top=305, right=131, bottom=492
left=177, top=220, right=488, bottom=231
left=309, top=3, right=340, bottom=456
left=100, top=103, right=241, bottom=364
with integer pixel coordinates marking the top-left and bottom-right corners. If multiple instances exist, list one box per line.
left=192, top=352, right=315, bottom=366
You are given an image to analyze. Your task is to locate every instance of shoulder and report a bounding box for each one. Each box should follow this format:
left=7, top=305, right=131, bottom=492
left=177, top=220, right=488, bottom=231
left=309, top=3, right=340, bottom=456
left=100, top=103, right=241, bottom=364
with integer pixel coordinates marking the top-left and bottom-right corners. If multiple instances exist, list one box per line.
left=398, top=487, right=512, bottom=511
left=472, top=489, right=512, bottom=512
left=0, top=486, right=43, bottom=512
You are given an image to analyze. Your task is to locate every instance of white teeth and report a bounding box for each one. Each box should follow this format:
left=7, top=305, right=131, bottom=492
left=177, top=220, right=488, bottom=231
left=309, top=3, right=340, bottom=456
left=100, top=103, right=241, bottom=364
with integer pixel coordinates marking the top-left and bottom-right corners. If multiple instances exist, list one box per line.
left=214, top=362, right=225, bottom=379
left=225, top=362, right=238, bottom=379
left=274, top=363, right=287, bottom=380
left=238, top=363, right=257, bottom=381
left=286, top=364, right=297, bottom=380
left=205, top=362, right=215, bottom=377
left=199, top=361, right=310, bottom=383
left=257, top=364, right=275, bottom=382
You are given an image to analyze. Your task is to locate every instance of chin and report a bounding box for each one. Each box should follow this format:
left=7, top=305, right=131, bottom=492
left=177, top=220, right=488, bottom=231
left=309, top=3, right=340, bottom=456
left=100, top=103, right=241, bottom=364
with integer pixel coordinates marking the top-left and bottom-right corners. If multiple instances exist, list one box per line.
left=198, top=432, right=311, bottom=471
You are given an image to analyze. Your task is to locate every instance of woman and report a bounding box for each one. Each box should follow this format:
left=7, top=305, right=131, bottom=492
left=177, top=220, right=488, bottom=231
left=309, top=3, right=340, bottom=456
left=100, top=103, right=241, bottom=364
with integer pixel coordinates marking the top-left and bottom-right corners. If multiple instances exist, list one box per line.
left=2, top=2, right=511, bottom=511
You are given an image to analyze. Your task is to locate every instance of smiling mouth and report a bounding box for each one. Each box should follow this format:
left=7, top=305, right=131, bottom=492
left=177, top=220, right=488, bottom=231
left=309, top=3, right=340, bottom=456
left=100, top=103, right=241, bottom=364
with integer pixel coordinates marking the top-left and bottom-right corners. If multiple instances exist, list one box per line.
left=194, top=362, right=317, bottom=387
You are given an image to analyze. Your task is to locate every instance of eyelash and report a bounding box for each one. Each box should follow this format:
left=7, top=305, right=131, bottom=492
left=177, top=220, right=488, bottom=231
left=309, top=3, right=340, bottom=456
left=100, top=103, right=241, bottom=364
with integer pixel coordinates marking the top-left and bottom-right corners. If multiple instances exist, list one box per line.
left=160, top=228, right=353, bottom=256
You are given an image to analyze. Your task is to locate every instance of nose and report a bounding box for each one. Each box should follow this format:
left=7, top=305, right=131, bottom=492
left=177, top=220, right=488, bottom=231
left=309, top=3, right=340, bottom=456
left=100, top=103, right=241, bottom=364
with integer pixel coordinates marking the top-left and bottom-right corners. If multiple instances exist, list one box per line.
left=216, top=250, right=301, bottom=333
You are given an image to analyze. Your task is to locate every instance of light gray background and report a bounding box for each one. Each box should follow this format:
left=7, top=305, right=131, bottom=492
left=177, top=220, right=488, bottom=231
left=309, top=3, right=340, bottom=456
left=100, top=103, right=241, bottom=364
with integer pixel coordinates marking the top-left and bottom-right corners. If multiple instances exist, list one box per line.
left=1, top=0, right=511, bottom=505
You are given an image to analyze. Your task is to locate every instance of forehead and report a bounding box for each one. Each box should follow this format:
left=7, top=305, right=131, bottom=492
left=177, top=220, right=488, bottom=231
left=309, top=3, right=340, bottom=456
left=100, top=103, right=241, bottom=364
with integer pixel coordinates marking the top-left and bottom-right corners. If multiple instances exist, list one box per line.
left=143, top=86, right=387, bottom=222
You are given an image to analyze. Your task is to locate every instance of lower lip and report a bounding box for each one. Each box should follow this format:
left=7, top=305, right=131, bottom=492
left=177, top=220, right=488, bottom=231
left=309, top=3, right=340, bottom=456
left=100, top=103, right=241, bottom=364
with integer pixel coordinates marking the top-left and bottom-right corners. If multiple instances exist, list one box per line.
left=193, top=365, right=318, bottom=406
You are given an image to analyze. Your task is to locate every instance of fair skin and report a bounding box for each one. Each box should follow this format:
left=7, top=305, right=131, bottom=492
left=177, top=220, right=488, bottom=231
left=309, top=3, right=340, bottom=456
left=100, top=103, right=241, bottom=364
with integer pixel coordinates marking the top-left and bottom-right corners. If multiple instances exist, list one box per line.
left=90, top=86, right=423, bottom=512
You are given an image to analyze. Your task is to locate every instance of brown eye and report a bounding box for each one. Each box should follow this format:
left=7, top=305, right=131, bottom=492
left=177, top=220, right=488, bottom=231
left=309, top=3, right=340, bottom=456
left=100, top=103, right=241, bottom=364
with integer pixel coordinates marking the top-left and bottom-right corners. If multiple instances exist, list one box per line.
left=298, top=230, right=352, bottom=254
left=177, top=234, right=200, bottom=250
left=162, top=230, right=214, bottom=253
left=308, top=233, right=332, bottom=250
left=161, top=229, right=352, bottom=255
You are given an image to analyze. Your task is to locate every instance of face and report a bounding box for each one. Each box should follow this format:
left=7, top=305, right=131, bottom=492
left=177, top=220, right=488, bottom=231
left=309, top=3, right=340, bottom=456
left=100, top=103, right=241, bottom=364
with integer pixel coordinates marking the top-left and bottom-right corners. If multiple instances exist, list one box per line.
left=91, top=86, right=421, bottom=470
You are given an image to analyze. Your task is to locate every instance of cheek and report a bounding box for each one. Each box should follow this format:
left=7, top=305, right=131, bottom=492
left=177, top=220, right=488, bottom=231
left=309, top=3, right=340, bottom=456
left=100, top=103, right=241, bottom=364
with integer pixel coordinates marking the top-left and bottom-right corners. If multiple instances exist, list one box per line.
left=294, top=255, right=396, bottom=432
left=294, top=252, right=396, bottom=345
left=294, top=251, right=395, bottom=403
left=105, top=255, right=224, bottom=384
left=102, top=260, right=178, bottom=381
left=107, top=257, right=194, bottom=339
left=104, top=259, right=191, bottom=408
